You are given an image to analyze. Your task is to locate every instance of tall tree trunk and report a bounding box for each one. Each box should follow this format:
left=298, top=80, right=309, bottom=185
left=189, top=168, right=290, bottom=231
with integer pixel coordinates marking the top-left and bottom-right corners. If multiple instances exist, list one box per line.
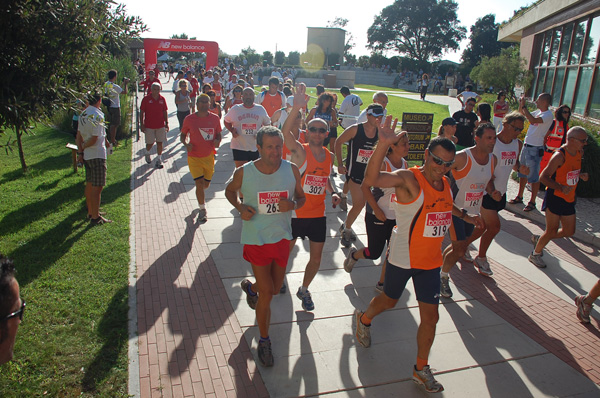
left=16, top=125, right=28, bottom=172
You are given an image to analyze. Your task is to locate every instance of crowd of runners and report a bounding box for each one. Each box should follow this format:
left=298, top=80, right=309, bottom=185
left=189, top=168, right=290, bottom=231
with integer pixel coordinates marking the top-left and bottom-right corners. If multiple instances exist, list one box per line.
left=69, top=62, right=599, bottom=394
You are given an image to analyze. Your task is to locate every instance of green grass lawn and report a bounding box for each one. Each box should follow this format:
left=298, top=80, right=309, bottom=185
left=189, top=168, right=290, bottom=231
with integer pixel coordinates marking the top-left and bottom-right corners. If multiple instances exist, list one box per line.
left=0, top=126, right=131, bottom=397
left=355, top=84, right=410, bottom=93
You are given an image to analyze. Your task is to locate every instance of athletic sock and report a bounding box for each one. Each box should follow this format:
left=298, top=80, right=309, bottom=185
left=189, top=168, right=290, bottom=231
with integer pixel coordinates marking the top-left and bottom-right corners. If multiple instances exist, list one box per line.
left=360, top=313, right=372, bottom=326
left=533, top=250, right=542, bottom=256
left=416, top=356, right=428, bottom=371
left=300, top=286, right=308, bottom=294
left=440, top=271, right=449, bottom=278
left=199, top=203, right=206, bottom=210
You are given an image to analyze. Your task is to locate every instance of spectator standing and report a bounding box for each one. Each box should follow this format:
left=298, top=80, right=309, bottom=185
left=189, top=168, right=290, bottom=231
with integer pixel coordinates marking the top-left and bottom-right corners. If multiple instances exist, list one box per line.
left=103, top=69, right=129, bottom=148
left=0, top=255, right=24, bottom=365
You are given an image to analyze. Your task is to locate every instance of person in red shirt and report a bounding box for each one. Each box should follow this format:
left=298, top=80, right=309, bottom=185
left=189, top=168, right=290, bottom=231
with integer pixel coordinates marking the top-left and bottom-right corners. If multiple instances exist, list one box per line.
left=187, top=71, right=200, bottom=114
left=256, top=77, right=286, bottom=118
left=180, top=94, right=222, bottom=222
left=211, top=71, right=223, bottom=103
left=142, top=70, right=162, bottom=96
left=140, top=83, right=169, bottom=169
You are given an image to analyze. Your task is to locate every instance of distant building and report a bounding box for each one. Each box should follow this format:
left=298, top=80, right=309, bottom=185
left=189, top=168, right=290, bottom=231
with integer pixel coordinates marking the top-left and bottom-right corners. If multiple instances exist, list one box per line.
left=307, top=27, right=345, bottom=66
left=499, top=0, right=600, bottom=119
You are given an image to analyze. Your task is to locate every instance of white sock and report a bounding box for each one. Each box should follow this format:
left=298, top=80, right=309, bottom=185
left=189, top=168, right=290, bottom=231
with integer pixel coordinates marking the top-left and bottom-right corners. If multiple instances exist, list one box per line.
left=533, top=250, right=542, bottom=256
left=440, top=271, right=449, bottom=278
left=300, top=286, right=307, bottom=293
left=199, top=204, right=206, bottom=210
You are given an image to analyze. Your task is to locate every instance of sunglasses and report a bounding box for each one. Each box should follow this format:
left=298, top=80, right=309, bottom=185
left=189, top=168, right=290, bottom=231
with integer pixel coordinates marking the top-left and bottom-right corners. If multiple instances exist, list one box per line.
left=2, top=300, right=25, bottom=322
left=233, top=90, right=242, bottom=93
left=308, top=126, right=328, bottom=134
left=429, top=152, right=455, bottom=167
left=508, top=124, right=524, bottom=132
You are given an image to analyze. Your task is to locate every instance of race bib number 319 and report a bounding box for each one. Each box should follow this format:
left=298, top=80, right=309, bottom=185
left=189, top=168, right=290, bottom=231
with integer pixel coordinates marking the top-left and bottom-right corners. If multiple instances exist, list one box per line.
left=423, top=211, right=452, bottom=238
left=258, top=191, right=288, bottom=214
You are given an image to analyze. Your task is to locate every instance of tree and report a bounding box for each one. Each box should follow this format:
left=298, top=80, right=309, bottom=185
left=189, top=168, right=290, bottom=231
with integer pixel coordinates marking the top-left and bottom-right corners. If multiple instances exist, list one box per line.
left=461, top=14, right=512, bottom=69
left=367, top=0, right=466, bottom=63
left=240, top=47, right=260, bottom=65
left=0, top=0, right=145, bottom=171
left=262, top=51, right=274, bottom=65
left=275, top=51, right=286, bottom=65
left=470, top=46, right=532, bottom=104
left=327, top=17, right=356, bottom=64
left=288, top=51, right=300, bottom=66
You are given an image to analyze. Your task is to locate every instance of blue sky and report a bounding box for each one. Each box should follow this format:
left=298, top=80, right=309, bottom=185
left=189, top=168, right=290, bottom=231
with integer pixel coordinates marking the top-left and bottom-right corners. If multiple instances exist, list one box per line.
left=122, top=0, right=528, bottom=63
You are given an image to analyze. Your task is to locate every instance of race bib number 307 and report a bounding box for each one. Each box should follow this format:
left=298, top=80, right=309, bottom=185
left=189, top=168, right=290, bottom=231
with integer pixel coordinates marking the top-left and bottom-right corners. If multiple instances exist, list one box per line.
left=423, top=211, right=452, bottom=238
left=303, top=175, right=327, bottom=195
left=357, top=148, right=374, bottom=164
left=258, top=191, right=288, bottom=214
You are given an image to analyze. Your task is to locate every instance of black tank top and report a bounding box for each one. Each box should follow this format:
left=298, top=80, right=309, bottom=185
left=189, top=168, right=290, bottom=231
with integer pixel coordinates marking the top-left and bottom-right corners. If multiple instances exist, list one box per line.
left=347, top=123, right=378, bottom=181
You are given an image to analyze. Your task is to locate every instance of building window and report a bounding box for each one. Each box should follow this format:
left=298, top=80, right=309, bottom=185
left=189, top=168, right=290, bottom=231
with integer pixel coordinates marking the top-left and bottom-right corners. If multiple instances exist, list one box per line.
left=531, top=13, right=600, bottom=117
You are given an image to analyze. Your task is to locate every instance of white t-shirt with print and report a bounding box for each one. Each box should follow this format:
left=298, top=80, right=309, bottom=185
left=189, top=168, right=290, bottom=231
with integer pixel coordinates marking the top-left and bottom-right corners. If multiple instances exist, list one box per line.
left=224, top=104, right=271, bottom=151
left=79, top=106, right=107, bottom=160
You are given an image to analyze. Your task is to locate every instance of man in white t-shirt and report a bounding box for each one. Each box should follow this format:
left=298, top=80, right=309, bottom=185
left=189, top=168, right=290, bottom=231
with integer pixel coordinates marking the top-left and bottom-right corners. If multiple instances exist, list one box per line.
left=357, top=92, right=388, bottom=125
left=456, top=84, right=481, bottom=109
left=224, top=87, right=271, bottom=168
left=76, top=93, right=111, bottom=225
left=510, top=93, right=554, bottom=212
left=338, top=86, right=363, bottom=129
left=103, top=69, right=129, bottom=148
left=203, top=70, right=214, bottom=86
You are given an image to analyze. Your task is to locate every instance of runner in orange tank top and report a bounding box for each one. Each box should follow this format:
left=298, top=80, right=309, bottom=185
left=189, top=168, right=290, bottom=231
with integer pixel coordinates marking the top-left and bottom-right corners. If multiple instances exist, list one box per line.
left=528, top=127, right=590, bottom=268
left=353, top=116, right=483, bottom=393
left=280, top=84, right=341, bottom=311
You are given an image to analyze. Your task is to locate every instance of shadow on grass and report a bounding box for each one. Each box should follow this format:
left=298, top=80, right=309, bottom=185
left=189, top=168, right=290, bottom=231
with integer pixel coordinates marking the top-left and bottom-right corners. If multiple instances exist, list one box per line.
left=82, top=285, right=128, bottom=392
left=0, top=153, right=76, bottom=185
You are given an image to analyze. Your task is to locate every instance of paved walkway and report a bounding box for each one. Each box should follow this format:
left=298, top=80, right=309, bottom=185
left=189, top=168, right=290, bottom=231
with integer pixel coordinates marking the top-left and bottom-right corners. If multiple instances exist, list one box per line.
left=131, top=78, right=600, bottom=397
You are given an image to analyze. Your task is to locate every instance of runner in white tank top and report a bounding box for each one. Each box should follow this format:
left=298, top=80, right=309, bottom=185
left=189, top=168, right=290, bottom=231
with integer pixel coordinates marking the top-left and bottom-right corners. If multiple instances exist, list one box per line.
left=473, top=113, right=528, bottom=276
left=440, top=123, right=498, bottom=298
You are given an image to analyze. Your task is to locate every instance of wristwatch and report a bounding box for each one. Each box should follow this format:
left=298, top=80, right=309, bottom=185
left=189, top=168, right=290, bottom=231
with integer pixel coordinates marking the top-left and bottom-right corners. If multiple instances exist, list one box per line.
left=293, top=200, right=298, bottom=210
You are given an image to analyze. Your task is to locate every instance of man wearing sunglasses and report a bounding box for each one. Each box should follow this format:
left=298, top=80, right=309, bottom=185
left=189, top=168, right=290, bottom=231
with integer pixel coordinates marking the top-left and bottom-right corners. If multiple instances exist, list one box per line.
left=335, top=104, right=383, bottom=247
left=440, top=123, right=497, bottom=297
left=354, top=119, right=482, bottom=393
left=0, top=255, right=24, bottom=365
left=529, top=127, right=590, bottom=268
left=280, top=84, right=341, bottom=311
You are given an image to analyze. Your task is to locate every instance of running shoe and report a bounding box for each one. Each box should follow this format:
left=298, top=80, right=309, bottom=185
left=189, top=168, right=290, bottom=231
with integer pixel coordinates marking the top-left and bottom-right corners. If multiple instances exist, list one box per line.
left=339, top=196, right=348, bottom=212
left=354, top=309, right=371, bottom=348
left=155, top=158, right=164, bottom=169
left=574, top=295, right=592, bottom=323
left=463, top=250, right=473, bottom=262
left=198, top=208, right=207, bottom=222
left=280, top=281, right=287, bottom=294
left=530, top=234, right=542, bottom=256
left=474, top=257, right=493, bottom=276
left=413, top=365, right=444, bottom=393
left=341, top=229, right=353, bottom=248
left=296, top=287, right=315, bottom=311
left=257, top=339, right=274, bottom=367
left=375, top=282, right=384, bottom=294
left=440, top=275, right=453, bottom=298
left=344, top=247, right=358, bottom=273
left=145, top=153, right=152, bottom=164
left=528, top=252, right=546, bottom=268
left=240, top=279, right=258, bottom=310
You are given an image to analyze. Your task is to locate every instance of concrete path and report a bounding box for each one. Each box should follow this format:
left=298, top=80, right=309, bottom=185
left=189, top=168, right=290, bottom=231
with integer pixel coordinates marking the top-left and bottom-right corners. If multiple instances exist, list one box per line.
left=131, top=77, right=600, bottom=397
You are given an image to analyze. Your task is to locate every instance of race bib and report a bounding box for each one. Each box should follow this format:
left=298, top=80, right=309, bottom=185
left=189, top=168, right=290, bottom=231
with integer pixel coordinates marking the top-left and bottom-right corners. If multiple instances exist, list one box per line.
left=242, top=123, right=257, bottom=135
left=500, top=151, right=516, bottom=167
left=465, top=191, right=484, bottom=209
left=257, top=191, right=288, bottom=214
left=200, top=128, right=214, bottom=141
left=357, top=148, right=374, bottom=164
left=423, top=211, right=452, bottom=238
left=566, top=169, right=580, bottom=186
left=303, top=174, right=327, bottom=195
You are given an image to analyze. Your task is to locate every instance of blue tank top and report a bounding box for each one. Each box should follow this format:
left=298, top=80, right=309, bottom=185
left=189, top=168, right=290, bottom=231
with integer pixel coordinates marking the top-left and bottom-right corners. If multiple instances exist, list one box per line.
left=240, top=160, right=295, bottom=245
left=314, top=108, right=333, bottom=128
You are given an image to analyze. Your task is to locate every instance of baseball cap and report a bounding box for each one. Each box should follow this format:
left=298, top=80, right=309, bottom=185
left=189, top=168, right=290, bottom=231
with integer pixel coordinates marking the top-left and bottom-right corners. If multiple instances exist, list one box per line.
left=442, top=117, right=457, bottom=126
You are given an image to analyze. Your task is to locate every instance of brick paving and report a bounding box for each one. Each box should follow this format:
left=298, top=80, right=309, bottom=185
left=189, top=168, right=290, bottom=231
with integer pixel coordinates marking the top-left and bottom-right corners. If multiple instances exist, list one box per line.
left=132, top=80, right=600, bottom=397
left=133, top=130, right=268, bottom=397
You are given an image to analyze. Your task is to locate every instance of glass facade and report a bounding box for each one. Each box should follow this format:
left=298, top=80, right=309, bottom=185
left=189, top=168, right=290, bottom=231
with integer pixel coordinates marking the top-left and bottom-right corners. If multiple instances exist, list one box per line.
left=532, top=12, right=600, bottom=118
